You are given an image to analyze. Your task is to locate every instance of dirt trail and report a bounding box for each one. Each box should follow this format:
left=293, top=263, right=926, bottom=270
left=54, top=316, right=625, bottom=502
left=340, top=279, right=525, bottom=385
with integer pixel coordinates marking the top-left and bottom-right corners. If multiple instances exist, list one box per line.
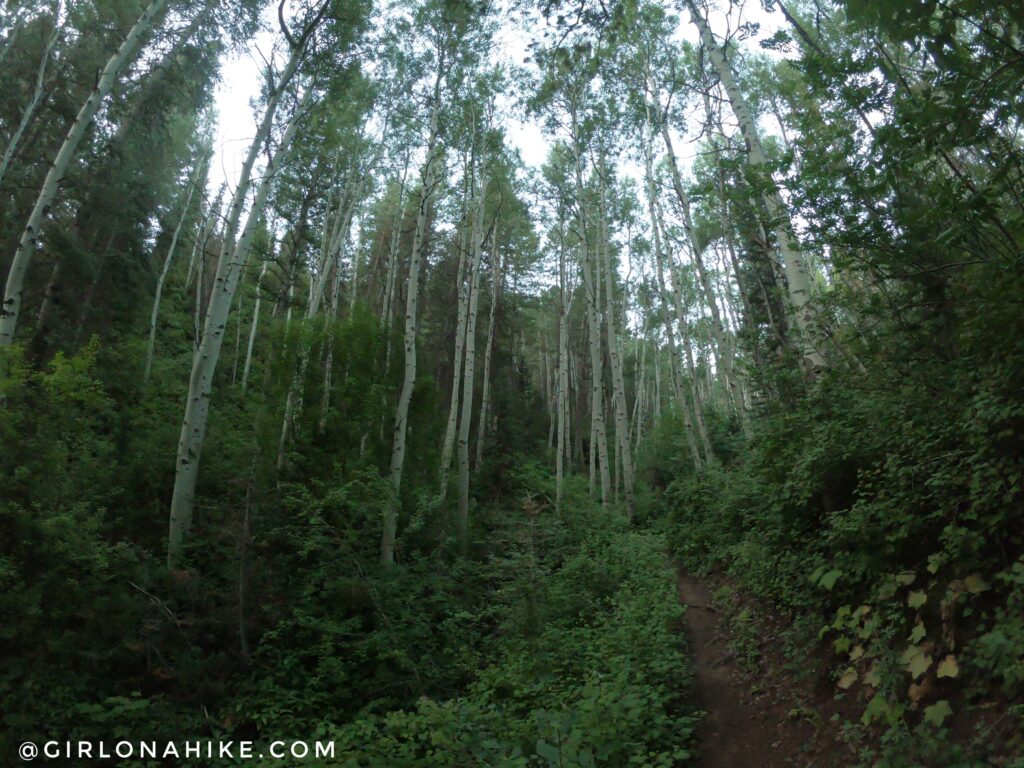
left=677, top=573, right=853, bottom=768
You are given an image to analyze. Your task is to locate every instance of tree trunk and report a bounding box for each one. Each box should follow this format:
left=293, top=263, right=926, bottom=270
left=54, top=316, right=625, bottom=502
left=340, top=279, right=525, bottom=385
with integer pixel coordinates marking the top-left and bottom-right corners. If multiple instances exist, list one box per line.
left=456, top=170, right=489, bottom=551
left=597, top=163, right=635, bottom=516
left=167, top=85, right=311, bottom=570
left=1, top=0, right=168, bottom=345
left=145, top=155, right=206, bottom=383
left=475, top=239, right=502, bottom=470
left=685, top=0, right=825, bottom=373
left=643, top=131, right=702, bottom=470
left=241, top=256, right=269, bottom=392
left=439, top=162, right=472, bottom=500
left=556, top=223, right=569, bottom=510
left=381, top=66, right=443, bottom=566
left=0, top=0, right=61, bottom=188
left=657, top=118, right=751, bottom=438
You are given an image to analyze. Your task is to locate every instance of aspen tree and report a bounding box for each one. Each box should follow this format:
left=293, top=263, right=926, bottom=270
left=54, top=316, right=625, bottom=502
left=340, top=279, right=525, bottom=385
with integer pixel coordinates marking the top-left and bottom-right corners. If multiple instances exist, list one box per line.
left=381, top=60, right=445, bottom=566
left=596, top=160, right=635, bottom=515
left=456, top=168, right=490, bottom=550
left=555, top=216, right=569, bottom=511
left=167, top=17, right=319, bottom=567
left=643, top=130, right=702, bottom=470
left=0, top=0, right=61, bottom=189
left=654, top=114, right=751, bottom=436
left=475, top=239, right=502, bottom=469
left=684, top=0, right=825, bottom=372
left=439, top=154, right=474, bottom=499
left=1, top=0, right=169, bottom=345
left=568, top=105, right=611, bottom=507
left=144, top=153, right=208, bottom=384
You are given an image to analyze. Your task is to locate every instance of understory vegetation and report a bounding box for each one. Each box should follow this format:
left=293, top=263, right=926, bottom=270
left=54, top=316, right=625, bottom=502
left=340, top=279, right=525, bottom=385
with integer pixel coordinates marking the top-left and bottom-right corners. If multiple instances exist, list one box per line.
left=648, top=270, right=1024, bottom=766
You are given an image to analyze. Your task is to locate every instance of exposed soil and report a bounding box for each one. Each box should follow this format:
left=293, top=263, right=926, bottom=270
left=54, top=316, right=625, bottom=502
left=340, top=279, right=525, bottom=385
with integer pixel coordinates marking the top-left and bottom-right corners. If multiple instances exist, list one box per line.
left=677, top=572, right=858, bottom=768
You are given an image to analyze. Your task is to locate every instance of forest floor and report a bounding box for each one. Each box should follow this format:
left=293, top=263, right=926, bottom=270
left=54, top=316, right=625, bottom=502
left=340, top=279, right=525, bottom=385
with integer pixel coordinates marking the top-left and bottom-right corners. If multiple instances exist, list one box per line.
left=676, top=572, right=859, bottom=768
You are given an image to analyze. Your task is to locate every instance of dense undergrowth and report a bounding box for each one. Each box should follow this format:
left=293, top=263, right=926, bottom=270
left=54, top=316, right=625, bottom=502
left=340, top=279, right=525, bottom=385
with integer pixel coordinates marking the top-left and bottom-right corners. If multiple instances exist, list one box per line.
left=0, top=333, right=696, bottom=767
left=642, top=269, right=1024, bottom=767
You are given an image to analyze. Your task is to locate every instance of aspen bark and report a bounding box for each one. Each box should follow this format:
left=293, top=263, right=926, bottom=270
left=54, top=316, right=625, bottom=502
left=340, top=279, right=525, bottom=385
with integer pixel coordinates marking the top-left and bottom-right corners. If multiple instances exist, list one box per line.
left=597, top=164, right=635, bottom=516
left=568, top=107, right=611, bottom=506
left=1, top=0, right=168, bottom=345
left=456, top=170, right=489, bottom=551
left=660, top=204, right=715, bottom=464
left=144, top=156, right=206, bottom=384
left=439, top=164, right=472, bottom=499
left=685, top=0, right=825, bottom=372
left=241, top=257, right=269, bottom=392
left=0, top=0, right=61, bottom=189
left=167, top=86, right=311, bottom=569
left=556, top=224, right=569, bottom=511
left=657, top=119, right=751, bottom=437
left=381, top=65, right=443, bottom=566
left=475, top=240, right=502, bottom=470
left=643, top=134, right=702, bottom=470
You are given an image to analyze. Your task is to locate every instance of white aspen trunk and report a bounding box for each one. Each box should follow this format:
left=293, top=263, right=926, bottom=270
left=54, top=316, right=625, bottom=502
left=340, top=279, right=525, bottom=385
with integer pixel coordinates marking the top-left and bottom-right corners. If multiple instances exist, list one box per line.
left=167, top=86, right=311, bottom=569
left=475, top=240, right=501, bottom=470
left=654, top=344, right=662, bottom=426
left=643, top=134, right=702, bottom=470
left=231, top=287, right=244, bottom=384
left=1, top=0, right=168, bottom=345
left=580, top=234, right=611, bottom=506
left=0, top=0, right=61, bottom=188
left=381, top=68, right=443, bottom=566
left=597, top=165, right=635, bottom=516
left=569, top=112, right=611, bottom=506
left=661, top=201, right=715, bottom=465
left=317, top=251, right=346, bottom=432
left=278, top=178, right=361, bottom=466
left=685, top=0, right=825, bottom=372
left=438, top=164, right=472, bottom=500
left=241, top=257, right=269, bottom=392
left=634, top=334, right=648, bottom=450
left=144, top=156, right=205, bottom=383
left=382, top=163, right=409, bottom=341
left=657, top=119, right=751, bottom=438
left=456, top=170, right=489, bottom=551
left=556, top=224, right=569, bottom=510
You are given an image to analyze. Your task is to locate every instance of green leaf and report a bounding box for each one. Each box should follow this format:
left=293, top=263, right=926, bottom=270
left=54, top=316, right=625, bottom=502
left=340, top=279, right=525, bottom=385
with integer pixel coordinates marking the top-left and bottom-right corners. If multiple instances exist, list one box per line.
left=907, top=591, right=927, bottom=609
left=964, top=574, right=988, bottom=594
left=923, top=700, right=953, bottom=727
left=861, top=694, right=889, bottom=725
left=909, top=622, right=926, bottom=643
left=536, top=740, right=561, bottom=765
left=819, top=569, right=842, bottom=591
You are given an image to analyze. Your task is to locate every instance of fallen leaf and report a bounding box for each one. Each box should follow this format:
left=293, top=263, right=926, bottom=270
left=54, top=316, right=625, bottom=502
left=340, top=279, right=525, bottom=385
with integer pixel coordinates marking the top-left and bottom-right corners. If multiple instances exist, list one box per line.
left=906, top=651, right=933, bottom=679
left=923, top=700, right=953, bottom=727
left=937, top=655, right=959, bottom=678
left=837, top=668, right=858, bottom=689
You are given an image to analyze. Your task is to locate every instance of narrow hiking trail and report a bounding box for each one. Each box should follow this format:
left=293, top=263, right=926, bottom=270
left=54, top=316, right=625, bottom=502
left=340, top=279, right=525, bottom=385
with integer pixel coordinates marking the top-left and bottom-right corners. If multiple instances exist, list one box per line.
left=676, top=573, right=855, bottom=768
